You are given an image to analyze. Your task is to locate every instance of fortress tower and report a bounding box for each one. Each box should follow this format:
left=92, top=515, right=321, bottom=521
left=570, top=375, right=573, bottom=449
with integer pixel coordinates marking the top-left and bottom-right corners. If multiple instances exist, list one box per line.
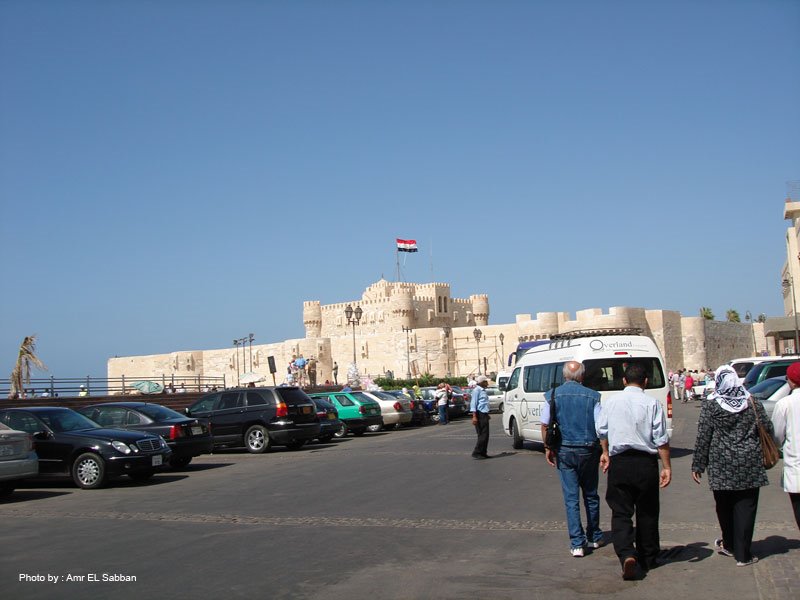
left=471, top=294, right=489, bottom=326
left=303, top=301, right=322, bottom=338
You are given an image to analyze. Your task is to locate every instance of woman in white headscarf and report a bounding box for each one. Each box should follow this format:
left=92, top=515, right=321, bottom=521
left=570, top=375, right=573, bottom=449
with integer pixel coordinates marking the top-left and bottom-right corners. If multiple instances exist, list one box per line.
left=691, top=364, right=772, bottom=567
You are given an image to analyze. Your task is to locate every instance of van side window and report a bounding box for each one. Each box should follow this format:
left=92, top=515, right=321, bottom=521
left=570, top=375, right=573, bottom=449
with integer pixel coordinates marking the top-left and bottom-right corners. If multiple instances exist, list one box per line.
left=507, top=368, right=521, bottom=391
left=523, top=363, right=565, bottom=392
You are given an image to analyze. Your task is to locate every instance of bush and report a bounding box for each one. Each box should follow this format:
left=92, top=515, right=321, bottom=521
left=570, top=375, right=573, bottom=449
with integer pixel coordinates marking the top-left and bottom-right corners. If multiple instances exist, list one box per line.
left=374, top=375, right=469, bottom=390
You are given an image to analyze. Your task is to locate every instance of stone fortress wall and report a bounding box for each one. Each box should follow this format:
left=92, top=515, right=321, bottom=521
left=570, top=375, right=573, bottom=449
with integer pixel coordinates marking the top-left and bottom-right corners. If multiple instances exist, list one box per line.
left=108, top=279, right=769, bottom=387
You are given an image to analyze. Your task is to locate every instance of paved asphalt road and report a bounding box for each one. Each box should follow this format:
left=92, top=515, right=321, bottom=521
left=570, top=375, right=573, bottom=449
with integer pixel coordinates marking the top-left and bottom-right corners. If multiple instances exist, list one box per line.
left=1, top=403, right=797, bottom=600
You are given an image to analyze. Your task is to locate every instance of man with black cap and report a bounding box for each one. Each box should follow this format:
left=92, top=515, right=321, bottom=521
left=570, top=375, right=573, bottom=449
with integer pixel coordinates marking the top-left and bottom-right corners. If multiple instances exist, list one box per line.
left=470, top=375, right=491, bottom=459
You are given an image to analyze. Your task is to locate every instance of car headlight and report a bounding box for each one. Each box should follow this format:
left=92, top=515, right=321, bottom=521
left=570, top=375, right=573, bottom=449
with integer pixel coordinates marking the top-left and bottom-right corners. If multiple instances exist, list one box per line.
left=111, top=441, right=132, bottom=455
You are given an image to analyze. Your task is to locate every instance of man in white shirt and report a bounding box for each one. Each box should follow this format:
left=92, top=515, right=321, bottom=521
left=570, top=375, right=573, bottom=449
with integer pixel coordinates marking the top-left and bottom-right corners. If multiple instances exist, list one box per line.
left=596, top=362, right=671, bottom=580
left=772, top=362, right=800, bottom=530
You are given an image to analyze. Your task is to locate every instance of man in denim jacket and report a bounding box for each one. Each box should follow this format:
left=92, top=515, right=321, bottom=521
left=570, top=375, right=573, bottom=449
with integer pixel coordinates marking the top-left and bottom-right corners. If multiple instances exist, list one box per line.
left=541, top=361, right=603, bottom=557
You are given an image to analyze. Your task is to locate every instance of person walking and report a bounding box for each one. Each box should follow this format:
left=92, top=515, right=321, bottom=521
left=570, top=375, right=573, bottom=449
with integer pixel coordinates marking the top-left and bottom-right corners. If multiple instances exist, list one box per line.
left=691, top=364, right=772, bottom=567
left=434, top=383, right=449, bottom=425
left=771, top=362, right=800, bottom=530
left=684, top=371, right=694, bottom=403
left=540, top=361, right=604, bottom=557
left=597, top=362, right=671, bottom=580
left=470, top=375, right=491, bottom=459
left=332, top=361, right=339, bottom=386
left=307, top=356, right=317, bottom=388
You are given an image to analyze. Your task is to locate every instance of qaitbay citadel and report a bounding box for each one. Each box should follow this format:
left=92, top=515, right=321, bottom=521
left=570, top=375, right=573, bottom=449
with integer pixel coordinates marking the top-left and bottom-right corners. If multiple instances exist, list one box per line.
left=107, top=278, right=771, bottom=387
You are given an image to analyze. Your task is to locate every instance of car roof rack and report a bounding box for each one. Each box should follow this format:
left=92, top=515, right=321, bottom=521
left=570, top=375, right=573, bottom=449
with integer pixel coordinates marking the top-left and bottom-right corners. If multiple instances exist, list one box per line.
left=549, top=327, right=643, bottom=341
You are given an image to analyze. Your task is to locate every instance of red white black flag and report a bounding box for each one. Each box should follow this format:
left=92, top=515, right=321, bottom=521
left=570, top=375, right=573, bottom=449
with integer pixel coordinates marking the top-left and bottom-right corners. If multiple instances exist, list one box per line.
left=396, top=238, right=418, bottom=253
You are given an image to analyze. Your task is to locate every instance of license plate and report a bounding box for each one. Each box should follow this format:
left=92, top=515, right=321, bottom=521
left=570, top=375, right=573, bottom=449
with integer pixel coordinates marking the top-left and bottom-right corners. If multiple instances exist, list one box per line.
left=191, top=426, right=202, bottom=435
left=152, top=455, right=163, bottom=467
left=327, top=413, right=336, bottom=420
left=302, top=406, right=311, bottom=414
left=0, top=444, right=13, bottom=457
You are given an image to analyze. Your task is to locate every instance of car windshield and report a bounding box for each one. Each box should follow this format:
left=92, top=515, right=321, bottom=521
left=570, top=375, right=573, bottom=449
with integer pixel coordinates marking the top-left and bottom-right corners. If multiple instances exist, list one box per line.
left=372, top=391, right=398, bottom=401
left=38, top=409, right=100, bottom=432
left=731, top=362, right=754, bottom=378
left=749, top=377, right=786, bottom=400
left=276, top=388, right=313, bottom=405
left=136, top=404, right=185, bottom=421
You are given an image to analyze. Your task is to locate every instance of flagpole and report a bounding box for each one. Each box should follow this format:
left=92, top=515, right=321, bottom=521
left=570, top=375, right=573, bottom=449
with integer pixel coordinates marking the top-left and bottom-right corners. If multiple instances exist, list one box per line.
left=396, top=246, right=400, bottom=282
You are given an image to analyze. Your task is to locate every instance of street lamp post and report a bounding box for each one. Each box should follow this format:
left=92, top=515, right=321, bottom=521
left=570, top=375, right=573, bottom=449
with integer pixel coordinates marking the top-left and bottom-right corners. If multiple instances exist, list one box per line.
left=499, top=333, right=505, bottom=371
left=443, top=326, right=451, bottom=378
left=783, top=278, right=800, bottom=354
left=248, top=333, right=255, bottom=371
left=744, top=311, right=756, bottom=355
left=233, top=339, right=241, bottom=385
left=344, top=304, right=363, bottom=369
left=473, top=328, right=482, bottom=375
left=402, top=326, right=413, bottom=379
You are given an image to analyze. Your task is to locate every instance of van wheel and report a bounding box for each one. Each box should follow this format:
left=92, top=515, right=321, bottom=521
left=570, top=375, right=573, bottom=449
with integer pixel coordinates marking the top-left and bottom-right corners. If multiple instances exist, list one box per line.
left=244, top=425, right=271, bottom=453
left=511, top=419, right=523, bottom=450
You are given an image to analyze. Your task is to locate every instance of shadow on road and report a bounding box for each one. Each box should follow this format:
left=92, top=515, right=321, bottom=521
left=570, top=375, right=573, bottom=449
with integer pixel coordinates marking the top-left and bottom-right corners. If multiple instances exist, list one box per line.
left=0, top=490, right=72, bottom=504
left=753, top=535, right=800, bottom=559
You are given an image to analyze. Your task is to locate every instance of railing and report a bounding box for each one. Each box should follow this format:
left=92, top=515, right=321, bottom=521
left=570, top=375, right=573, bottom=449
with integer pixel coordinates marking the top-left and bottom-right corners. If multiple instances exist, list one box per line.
left=1, top=374, right=227, bottom=399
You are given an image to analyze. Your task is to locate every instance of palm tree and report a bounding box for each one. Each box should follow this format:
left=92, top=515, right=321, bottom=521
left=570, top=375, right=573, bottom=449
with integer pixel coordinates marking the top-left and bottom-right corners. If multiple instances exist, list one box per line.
left=9, top=335, right=47, bottom=399
left=726, top=309, right=741, bottom=323
left=700, top=307, right=714, bottom=320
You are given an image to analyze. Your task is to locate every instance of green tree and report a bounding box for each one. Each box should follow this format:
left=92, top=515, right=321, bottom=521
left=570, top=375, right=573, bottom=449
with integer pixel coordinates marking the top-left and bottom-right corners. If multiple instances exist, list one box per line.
left=9, top=335, right=47, bottom=399
left=757, top=313, right=767, bottom=323
left=700, top=307, right=714, bottom=320
left=726, top=309, right=741, bottom=323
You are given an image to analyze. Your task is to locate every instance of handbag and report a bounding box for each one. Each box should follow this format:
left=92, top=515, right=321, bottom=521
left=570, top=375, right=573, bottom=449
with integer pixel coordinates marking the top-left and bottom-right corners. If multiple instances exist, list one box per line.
left=545, top=387, right=562, bottom=448
left=750, top=398, right=779, bottom=470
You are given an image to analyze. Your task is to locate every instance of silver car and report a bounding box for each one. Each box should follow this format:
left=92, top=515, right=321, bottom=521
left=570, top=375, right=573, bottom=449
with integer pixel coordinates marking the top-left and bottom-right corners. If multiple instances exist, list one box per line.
left=748, top=376, right=789, bottom=420
left=486, top=386, right=505, bottom=412
left=0, top=422, right=39, bottom=498
left=362, top=391, right=413, bottom=431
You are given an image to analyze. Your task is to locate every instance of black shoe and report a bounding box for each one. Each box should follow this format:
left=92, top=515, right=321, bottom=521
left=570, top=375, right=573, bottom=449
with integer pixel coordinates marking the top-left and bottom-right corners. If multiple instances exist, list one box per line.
left=472, top=454, right=486, bottom=459
left=481, top=454, right=491, bottom=459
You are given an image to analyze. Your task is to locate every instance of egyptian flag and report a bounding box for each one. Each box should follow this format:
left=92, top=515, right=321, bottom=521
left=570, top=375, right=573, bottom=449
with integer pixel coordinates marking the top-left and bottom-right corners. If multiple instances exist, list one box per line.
left=396, top=238, right=418, bottom=253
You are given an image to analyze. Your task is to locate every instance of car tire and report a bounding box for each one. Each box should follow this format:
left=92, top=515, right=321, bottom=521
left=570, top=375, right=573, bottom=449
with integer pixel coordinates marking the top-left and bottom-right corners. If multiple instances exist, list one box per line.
left=244, top=425, right=271, bottom=454
left=333, top=423, right=348, bottom=438
left=498, top=402, right=504, bottom=413
left=285, top=440, right=305, bottom=450
left=430, top=412, right=440, bottom=424
left=367, top=424, right=382, bottom=432
left=128, top=470, right=154, bottom=483
left=169, top=456, right=193, bottom=469
left=72, top=453, right=107, bottom=489
left=511, top=419, right=523, bottom=450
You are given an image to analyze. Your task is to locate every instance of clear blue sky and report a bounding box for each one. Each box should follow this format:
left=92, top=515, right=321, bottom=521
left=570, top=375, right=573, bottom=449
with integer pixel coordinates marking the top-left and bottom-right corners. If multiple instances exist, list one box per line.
left=2, top=1, right=798, bottom=380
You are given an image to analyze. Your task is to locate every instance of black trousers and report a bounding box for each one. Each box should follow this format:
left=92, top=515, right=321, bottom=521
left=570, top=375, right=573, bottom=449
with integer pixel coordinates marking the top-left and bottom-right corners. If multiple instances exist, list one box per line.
left=713, top=488, right=760, bottom=562
left=605, top=450, right=661, bottom=568
left=472, top=412, right=490, bottom=456
left=791, top=493, right=800, bottom=531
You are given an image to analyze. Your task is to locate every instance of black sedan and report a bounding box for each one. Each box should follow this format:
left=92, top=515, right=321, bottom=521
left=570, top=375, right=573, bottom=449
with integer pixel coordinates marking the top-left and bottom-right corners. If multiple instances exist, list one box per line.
left=309, top=396, right=342, bottom=443
left=0, top=407, right=171, bottom=489
left=78, top=402, right=212, bottom=469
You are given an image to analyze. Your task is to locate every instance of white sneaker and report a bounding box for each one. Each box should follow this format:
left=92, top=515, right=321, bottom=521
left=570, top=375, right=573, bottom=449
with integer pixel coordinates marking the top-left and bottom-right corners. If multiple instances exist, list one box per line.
left=588, top=540, right=605, bottom=549
left=571, top=547, right=585, bottom=557
left=736, top=556, right=759, bottom=567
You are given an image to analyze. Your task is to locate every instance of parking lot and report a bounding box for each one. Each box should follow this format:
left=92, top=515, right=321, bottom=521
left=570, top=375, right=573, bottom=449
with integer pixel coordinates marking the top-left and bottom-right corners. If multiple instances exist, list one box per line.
left=1, top=405, right=798, bottom=600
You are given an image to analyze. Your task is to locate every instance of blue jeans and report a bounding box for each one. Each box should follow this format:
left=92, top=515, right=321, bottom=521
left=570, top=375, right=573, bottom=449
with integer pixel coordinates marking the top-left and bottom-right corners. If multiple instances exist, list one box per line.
left=438, top=405, right=448, bottom=424
left=556, top=445, right=602, bottom=549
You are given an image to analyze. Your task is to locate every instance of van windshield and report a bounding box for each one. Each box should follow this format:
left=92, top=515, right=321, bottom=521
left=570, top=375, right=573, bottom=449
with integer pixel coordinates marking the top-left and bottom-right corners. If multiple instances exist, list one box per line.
left=582, top=358, right=665, bottom=391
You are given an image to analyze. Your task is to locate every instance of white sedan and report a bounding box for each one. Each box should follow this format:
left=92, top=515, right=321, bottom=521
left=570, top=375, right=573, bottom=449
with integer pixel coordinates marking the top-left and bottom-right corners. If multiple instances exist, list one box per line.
left=747, top=376, right=789, bottom=420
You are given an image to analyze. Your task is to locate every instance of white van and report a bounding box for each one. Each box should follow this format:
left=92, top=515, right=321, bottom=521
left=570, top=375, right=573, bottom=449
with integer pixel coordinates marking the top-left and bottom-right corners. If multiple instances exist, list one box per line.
left=501, top=329, right=673, bottom=449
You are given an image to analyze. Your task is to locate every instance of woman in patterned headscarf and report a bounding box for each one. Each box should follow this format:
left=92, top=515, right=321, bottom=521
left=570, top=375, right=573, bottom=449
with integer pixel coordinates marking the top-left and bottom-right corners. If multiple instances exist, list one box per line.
left=691, top=364, right=773, bottom=567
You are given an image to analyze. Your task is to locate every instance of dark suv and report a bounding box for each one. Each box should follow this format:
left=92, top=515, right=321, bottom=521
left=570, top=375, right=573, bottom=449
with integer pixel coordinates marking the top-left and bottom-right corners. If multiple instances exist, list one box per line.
left=186, top=387, right=321, bottom=453
left=743, top=359, right=797, bottom=390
